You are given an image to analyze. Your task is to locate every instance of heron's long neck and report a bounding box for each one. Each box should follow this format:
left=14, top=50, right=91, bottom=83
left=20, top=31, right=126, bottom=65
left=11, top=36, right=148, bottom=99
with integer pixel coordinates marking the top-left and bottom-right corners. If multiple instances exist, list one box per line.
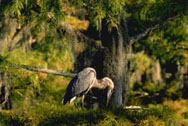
left=92, top=80, right=107, bottom=89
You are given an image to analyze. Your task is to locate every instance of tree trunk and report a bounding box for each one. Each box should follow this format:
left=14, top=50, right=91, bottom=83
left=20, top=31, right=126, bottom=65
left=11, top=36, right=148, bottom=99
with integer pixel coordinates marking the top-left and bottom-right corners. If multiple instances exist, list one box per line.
left=101, top=17, right=131, bottom=106
left=0, top=73, right=12, bottom=110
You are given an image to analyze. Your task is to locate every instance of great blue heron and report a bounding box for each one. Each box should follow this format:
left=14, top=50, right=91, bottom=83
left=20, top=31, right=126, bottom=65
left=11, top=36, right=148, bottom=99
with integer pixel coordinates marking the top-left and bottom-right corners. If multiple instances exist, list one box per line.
left=62, top=67, right=114, bottom=107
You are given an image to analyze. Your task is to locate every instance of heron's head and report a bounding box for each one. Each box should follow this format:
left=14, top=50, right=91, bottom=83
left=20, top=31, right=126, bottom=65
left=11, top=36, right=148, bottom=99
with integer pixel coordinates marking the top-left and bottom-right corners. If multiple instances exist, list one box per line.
left=101, top=77, right=114, bottom=106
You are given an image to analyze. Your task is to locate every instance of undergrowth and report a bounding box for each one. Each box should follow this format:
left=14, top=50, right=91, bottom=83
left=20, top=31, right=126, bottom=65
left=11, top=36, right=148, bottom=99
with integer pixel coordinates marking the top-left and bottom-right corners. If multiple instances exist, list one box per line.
left=1, top=103, right=187, bottom=126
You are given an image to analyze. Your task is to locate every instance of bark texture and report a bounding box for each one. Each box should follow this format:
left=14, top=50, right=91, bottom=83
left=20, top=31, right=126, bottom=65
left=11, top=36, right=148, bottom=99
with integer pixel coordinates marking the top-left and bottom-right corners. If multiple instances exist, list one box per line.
left=101, top=17, right=131, bottom=106
left=0, top=73, right=11, bottom=110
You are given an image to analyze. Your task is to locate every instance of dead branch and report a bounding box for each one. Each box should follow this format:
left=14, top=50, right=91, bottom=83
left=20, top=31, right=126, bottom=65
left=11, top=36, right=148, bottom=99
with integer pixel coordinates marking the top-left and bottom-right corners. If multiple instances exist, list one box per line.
left=124, top=106, right=148, bottom=110
left=10, top=64, right=76, bottom=78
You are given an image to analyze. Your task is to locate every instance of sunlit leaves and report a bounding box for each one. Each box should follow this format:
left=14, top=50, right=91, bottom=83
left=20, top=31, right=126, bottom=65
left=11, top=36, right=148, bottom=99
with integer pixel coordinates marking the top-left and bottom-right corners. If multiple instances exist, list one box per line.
left=65, top=16, right=89, bottom=30
left=3, top=0, right=24, bottom=17
left=89, top=3, right=106, bottom=31
left=127, top=1, right=188, bottom=67
left=142, top=15, right=188, bottom=65
left=132, top=52, right=152, bottom=74
left=69, top=0, right=126, bottom=31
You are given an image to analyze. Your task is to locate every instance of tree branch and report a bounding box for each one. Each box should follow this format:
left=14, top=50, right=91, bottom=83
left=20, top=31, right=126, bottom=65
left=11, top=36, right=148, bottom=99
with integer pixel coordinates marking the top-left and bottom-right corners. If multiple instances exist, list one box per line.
left=10, top=64, right=76, bottom=78
left=124, top=106, right=149, bottom=110
left=130, top=14, right=182, bottom=43
left=130, top=24, right=160, bottom=43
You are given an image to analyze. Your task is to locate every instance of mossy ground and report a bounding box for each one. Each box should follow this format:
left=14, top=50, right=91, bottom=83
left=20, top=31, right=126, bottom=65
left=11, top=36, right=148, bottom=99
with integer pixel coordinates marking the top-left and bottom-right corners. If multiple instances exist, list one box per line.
left=1, top=79, right=188, bottom=126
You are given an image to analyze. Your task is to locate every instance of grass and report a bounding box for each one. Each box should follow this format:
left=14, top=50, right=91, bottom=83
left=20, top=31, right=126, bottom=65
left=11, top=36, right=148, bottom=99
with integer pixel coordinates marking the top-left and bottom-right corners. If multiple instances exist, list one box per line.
left=1, top=102, right=188, bottom=126
left=1, top=74, right=188, bottom=126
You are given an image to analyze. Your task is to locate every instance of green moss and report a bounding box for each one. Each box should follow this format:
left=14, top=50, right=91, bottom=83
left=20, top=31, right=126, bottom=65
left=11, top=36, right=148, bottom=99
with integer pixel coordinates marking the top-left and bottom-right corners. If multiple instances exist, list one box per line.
left=0, top=102, right=183, bottom=126
left=183, top=112, right=188, bottom=119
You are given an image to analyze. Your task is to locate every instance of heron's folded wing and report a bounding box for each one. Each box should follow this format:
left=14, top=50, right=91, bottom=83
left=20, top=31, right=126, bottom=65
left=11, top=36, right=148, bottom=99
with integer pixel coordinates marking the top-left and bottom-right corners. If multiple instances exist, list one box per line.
left=63, top=76, right=78, bottom=104
left=73, top=69, right=96, bottom=96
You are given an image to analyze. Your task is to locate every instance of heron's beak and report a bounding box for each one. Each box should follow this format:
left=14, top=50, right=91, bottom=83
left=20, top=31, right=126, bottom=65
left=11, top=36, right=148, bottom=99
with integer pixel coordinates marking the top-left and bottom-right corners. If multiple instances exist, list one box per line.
left=106, top=89, right=113, bottom=106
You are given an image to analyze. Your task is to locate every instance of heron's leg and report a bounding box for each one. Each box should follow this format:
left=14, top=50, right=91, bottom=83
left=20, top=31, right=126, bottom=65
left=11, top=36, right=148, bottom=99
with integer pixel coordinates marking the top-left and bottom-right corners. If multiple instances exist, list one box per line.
left=81, top=95, right=85, bottom=108
left=74, top=100, right=81, bottom=111
left=74, top=101, right=78, bottom=107
left=74, top=98, right=78, bottom=107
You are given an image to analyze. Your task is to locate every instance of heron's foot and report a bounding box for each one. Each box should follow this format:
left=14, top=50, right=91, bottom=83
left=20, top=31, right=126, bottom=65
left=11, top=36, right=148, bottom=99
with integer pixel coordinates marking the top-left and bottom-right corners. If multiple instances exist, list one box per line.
left=74, top=102, right=78, bottom=107
left=74, top=101, right=82, bottom=111
left=74, top=98, right=79, bottom=108
left=81, top=102, right=85, bottom=109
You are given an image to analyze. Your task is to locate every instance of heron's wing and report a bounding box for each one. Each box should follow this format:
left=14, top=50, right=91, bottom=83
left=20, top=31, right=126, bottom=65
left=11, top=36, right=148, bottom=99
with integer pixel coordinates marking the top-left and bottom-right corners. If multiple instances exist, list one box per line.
left=63, top=75, right=78, bottom=104
left=63, top=68, right=96, bottom=104
left=73, top=68, right=96, bottom=96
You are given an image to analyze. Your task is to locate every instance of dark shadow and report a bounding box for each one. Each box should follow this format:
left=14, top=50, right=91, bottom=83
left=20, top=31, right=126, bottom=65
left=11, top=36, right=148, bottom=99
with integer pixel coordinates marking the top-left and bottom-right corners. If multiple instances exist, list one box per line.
left=39, top=110, right=104, bottom=126
left=74, top=43, right=104, bottom=78
left=85, top=88, right=109, bottom=109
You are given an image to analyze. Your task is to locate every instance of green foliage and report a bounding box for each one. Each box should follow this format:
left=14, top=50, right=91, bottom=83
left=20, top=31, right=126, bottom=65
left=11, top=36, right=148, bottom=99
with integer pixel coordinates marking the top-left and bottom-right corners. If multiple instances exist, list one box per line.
left=143, top=81, right=164, bottom=93
left=70, top=0, right=126, bottom=31
left=129, top=52, right=165, bottom=95
left=139, top=116, right=165, bottom=126
left=127, top=0, right=188, bottom=66
left=1, top=103, right=183, bottom=126
left=98, top=112, right=118, bottom=126
left=125, top=0, right=188, bottom=100
left=183, top=112, right=188, bottom=119
left=132, top=52, right=152, bottom=74
left=143, top=16, right=188, bottom=65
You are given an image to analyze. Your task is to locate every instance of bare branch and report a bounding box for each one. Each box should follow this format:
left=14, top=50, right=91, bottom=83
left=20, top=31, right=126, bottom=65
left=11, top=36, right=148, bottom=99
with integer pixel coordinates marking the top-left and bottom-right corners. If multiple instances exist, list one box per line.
left=10, top=64, right=76, bottom=78
left=130, top=24, right=160, bottom=43
left=130, top=14, right=181, bottom=43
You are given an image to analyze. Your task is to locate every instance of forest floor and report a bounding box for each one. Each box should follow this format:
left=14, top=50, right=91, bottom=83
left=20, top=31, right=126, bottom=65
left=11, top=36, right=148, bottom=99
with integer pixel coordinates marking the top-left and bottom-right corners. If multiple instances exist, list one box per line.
left=1, top=99, right=188, bottom=126
left=1, top=77, right=188, bottom=126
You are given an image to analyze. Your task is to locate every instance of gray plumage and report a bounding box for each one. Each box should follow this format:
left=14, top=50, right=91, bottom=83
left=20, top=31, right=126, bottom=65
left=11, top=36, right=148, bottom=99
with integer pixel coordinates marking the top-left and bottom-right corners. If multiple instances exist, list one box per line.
left=63, top=67, right=96, bottom=105
left=74, top=68, right=96, bottom=96
left=63, top=67, right=114, bottom=107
